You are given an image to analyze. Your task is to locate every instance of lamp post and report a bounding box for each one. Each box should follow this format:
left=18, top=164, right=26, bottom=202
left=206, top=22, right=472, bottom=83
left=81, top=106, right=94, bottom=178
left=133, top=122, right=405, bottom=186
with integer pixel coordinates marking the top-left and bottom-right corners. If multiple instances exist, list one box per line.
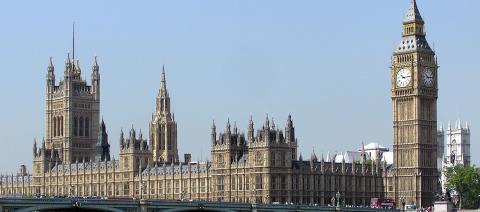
left=336, top=191, right=341, bottom=208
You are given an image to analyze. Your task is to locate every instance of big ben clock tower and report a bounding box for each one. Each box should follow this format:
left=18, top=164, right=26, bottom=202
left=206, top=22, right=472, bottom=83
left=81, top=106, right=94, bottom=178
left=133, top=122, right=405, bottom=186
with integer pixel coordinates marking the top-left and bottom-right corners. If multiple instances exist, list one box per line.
left=391, top=0, right=438, bottom=207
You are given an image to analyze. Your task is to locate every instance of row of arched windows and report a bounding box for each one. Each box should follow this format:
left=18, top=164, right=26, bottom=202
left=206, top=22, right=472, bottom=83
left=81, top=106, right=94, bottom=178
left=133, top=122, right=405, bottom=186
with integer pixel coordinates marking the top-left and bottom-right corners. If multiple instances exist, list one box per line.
left=53, top=116, right=64, bottom=137
left=73, top=116, right=90, bottom=137
left=397, top=54, right=413, bottom=63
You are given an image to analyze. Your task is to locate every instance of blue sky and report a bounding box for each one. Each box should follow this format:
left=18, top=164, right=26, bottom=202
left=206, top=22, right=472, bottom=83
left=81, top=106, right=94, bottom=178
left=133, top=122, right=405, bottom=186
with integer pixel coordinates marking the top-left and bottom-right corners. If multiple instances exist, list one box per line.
left=0, top=0, right=478, bottom=172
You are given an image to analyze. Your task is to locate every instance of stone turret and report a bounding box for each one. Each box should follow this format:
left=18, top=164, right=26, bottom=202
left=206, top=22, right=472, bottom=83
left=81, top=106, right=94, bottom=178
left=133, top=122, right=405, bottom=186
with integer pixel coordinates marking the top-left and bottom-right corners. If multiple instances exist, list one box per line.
left=150, top=66, right=178, bottom=164
left=120, top=126, right=152, bottom=172
left=95, top=119, right=110, bottom=162
left=211, top=120, right=216, bottom=146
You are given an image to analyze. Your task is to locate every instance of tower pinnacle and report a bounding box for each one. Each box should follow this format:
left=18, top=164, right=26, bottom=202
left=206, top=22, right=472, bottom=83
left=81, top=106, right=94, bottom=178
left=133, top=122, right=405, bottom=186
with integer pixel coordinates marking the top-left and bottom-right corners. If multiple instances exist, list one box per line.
left=48, top=57, right=54, bottom=71
left=161, top=64, right=167, bottom=92
left=403, top=0, right=424, bottom=24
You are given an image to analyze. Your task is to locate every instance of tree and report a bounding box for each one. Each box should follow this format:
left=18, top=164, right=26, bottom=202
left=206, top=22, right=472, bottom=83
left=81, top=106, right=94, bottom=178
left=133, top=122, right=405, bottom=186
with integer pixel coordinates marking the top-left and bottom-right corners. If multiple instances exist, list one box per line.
left=445, top=165, right=480, bottom=209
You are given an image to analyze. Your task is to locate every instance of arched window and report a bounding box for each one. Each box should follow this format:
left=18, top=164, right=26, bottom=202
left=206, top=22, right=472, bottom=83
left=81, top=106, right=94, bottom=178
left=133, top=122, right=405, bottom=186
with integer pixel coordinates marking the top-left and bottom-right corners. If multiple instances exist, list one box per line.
left=53, top=117, right=57, bottom=137
left=60, top=116, right=64, bottom=136
left=85, top=117, right=89, bottom=136
left=451, top=139, right=457, bottom=154
left=255, top=151, right=262, bottom=165
left=73, top=117, right=78, bottom=136
left=79, top=117, right=84, bottom=136
left=58, top=117, right=61, bottom=137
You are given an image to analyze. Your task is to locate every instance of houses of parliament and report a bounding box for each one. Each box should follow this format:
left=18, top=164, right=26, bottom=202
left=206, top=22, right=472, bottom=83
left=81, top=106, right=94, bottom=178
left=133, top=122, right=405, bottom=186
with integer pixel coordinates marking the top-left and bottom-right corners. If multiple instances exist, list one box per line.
left=0, top=0, right=439, bottom=208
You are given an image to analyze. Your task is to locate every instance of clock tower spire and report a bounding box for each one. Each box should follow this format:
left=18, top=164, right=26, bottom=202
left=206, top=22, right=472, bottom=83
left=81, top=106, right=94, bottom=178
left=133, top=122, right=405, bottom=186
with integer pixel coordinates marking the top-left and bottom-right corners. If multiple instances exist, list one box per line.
left=390, top=0, right=438, bottom=208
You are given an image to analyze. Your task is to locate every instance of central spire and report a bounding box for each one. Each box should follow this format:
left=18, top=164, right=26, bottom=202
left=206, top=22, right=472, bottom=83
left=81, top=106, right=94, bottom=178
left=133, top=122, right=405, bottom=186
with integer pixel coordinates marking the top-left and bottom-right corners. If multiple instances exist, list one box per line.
left=150, top=65, right=178, bottom=164
left=156, top=65, right=171, bottom=114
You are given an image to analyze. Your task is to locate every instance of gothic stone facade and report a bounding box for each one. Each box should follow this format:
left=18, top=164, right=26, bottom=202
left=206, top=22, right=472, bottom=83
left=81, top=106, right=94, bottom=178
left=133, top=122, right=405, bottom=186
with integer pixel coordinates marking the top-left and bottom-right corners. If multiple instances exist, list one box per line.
left=0, top=56, right=384, bottom=206
left=1, top=0, right=439, bottom=208
left=385, top=0, right=439, bottom=208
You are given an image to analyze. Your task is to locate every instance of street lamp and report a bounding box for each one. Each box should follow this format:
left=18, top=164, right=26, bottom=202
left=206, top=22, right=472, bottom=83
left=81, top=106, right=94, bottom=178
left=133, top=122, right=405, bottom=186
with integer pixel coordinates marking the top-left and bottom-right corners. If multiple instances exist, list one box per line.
left=335, top=191, right=341, bottom=208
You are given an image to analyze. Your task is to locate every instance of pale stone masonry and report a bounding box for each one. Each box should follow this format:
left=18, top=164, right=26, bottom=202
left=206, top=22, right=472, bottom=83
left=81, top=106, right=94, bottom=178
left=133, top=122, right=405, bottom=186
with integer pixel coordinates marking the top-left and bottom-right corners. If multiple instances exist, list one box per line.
left=0, top=0, right=440, bottom=208
left=386, top=0, right=439, bottom=208
left=0, top=56, right=384, bottom=205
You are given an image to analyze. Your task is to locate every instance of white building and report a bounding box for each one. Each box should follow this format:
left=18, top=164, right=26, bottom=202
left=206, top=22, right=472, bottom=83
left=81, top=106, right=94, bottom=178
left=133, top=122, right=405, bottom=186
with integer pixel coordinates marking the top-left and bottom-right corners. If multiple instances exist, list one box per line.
left=445, top=119, right=471, bottom=166
left=324, top=142, right=392, bottom=164
left=439, top=119, right=471, bottom=193
left=360, top=142, right=389, bottom=162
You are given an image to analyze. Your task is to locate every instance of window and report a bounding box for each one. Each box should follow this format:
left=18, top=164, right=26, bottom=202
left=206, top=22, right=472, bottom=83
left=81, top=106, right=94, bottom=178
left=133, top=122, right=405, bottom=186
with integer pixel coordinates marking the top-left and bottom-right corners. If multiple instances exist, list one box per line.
left=238, top=176, right=243, bottom=191
left=192, top=180, right=197, bottom=193
left=123, top=183, right=129, bottom=195
left=200, top=179, right=206, bottom=192
left=53, top=117, right=57, bottom=137
left=270, top=153, right=276, bottom=166
left=183, top=180, right=188, bottom=192
left=255, top=174, right=262, bottom=189
left=158, top=181, right=163, bottom=194
left=73, top=117, right=78, bottom=136
left=293, top=176, right=298, bottom=190
left=57, top=117, right=61, bottom=136
left=150, top=182, right=155, bottom=194
left=218, top=155, right=224, bottom=168
left=167, top=181, right=172, bottom=194
left=60, top=116, right=63, bottom=136
left=79, top=117, right=84, bottom=136
left=174, top=180, right=179, bottom=194
left=217, top=176, right=224, bottom=191
left=255, top=152, right=263, bottom=165
left=271, top=175, right=276, bottom=190
left=85, top=117, right=89, bottom=136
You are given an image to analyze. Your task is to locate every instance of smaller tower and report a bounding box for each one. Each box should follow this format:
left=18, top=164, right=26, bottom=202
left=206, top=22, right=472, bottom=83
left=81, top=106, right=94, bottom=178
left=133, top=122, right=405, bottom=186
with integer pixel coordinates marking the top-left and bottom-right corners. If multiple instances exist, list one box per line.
left=248, top=115, right=254, bottom=142
left=445, top=118, right=471, bottom=166
left=211, top=120, right=216, bottom=146
left=91, top=56, right=100, bottom=100
left=46, top=57, right=55, bottom=92
left=33, top=139, right=38, bottom=157
left=95, top=119, right=111, bottom=162
left=119, top=126, right=152, bottom=178
left=150, top=66, right=179, bottom=164
left=285, top=114, right=297, bottom=160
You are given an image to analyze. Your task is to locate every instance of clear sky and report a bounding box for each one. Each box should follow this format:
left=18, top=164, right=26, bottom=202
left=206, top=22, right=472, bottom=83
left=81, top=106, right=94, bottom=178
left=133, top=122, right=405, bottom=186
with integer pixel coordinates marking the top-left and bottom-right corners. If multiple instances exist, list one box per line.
left=0, top=1, right=478, bottom=172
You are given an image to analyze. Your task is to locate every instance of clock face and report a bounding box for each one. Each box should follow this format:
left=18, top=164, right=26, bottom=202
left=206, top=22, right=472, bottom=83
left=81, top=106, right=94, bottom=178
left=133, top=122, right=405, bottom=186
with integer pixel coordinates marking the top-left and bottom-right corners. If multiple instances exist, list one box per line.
left=396, top=68, right=412, bottom=87
left=422, top=68, right=434, bottom=87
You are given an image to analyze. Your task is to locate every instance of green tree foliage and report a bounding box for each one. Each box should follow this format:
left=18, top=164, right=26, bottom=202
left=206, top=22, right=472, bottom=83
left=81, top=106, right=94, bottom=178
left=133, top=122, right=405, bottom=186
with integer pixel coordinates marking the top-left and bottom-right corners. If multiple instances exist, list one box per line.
left=445, top=165, right=480, bottom=209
